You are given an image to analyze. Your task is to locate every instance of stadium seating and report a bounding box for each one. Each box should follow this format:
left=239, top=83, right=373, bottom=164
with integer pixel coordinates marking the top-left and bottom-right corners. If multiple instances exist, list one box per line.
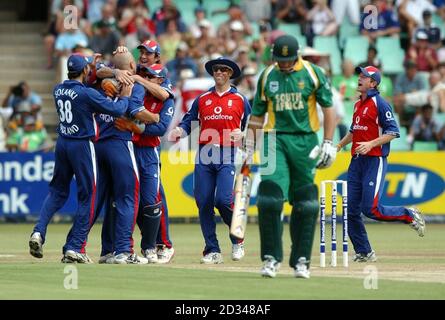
left=412, top=141, right=438, bottom=151
left=339, top=18, right=360, bottom=49
left=313, top=36, right=342, bottom=75
left=296, top=34, right=307, bottom=49
left=436, top=112, right=445, bottom=126
left=343, top=100, right=355, bottom=122
left=343, top=36, right=369, bottom=66
left=376, top=37, right=404, bottom=74
left=392, top=126, right=410, bottom=151
left=432, top=13, right=445, bottom=39
left=277, top=23, right=302, bottom=37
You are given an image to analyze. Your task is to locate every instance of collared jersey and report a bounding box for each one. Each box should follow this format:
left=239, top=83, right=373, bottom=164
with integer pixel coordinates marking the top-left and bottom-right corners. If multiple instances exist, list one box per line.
left=95, top=83, right=146, bottom=141
left=350, top=89, right=400, bottom=157
left=53, top=80, right=129, bottom=140
left=252, top=58, right=332, bottom=133
left=179, top=86, right=251, bottom=146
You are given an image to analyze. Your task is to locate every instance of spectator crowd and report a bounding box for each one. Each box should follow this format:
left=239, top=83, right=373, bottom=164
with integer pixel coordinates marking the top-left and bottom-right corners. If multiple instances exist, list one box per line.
left=1, top=0, right=445, bottom=151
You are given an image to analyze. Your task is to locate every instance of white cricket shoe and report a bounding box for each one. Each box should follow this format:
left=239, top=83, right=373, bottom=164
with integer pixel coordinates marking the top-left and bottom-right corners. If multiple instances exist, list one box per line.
left=294, top=257, right=310, bottom=279
left=260, top=255, right=281, bottom=278
left=157, top=246, right=175, bottom=264
left=353, top=250, right=378, bottom=262
left=231, top=242, right=245, bottom=261
left=98, top=252, right=115, bottom=264
left=142, top=248, right=158, bottom=263
left=408, top=207, right=426, bottom=237
left=110, top=252, right=148, bottom=264
left=61, top=250, right=93, bottom=264
left=200, top=252, right=223, bottom=264
left=29, top=232, right=43, bottom=258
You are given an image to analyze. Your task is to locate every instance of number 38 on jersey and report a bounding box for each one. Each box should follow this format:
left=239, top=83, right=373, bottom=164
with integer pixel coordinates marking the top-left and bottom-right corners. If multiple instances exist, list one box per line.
left=57, top=99, right=73, bottom=123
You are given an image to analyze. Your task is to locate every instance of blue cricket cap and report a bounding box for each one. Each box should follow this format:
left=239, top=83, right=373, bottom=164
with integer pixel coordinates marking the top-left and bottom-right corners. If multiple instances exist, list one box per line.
left=67, top=54, right=93, bottom=73
left=355, top=65, right=381, bottom=85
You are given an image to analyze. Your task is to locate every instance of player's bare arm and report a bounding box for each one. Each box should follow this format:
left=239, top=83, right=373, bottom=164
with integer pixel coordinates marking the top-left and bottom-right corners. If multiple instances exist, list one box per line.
left=134, top=109, right=160, bottom=123
left=97, top=67, right=133, bottom=85
left=356, top=134, right=396, bottom=155
left=337, top=132, right=353, bottom=152
left=131, top=74, right=169, bottom=101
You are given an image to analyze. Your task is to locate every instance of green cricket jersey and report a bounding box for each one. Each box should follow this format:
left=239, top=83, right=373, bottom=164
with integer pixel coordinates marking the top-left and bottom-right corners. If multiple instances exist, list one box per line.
left=252, top=58, right=333, bottom=133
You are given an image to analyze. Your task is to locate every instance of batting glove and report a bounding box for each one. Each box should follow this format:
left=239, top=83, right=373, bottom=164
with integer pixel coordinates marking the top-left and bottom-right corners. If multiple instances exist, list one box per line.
left=316, top=140, right=337, bottom=169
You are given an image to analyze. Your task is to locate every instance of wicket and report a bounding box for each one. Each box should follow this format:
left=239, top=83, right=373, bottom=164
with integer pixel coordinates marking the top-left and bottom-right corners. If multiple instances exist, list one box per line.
left=320, top=180, right=348, bottom=268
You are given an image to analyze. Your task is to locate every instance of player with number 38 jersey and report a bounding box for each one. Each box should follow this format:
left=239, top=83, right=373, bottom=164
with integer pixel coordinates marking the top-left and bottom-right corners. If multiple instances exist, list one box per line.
left=54, top=76, right=129, bottom=140
left=29, top=54, right=131, bottom=263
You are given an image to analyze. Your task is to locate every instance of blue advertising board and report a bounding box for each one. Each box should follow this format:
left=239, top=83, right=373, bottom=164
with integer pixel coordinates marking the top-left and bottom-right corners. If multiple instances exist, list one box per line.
left=0, top=152, right=77, bottom=216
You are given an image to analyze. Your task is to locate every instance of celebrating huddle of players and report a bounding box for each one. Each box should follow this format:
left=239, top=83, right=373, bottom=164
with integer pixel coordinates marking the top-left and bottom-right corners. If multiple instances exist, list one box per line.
left=29, top=41, right=177, bottom=265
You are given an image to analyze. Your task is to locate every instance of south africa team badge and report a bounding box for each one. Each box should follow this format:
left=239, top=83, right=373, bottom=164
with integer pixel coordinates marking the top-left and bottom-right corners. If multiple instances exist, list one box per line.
left=269, top=81, right=279, bottom=93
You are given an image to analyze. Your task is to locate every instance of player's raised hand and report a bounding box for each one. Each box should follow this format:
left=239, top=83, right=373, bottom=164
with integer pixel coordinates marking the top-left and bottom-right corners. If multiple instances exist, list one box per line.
left=115, top=69, right=134, bottom=85
left=92, top=53, right=102, bottom=65
left=316, top=140, right=337, bottom=169
left=167, top=127, right=184, bottom=142
left=120, top=82, right=134, bottom=97
left=112, top=46, right=129, bottom=55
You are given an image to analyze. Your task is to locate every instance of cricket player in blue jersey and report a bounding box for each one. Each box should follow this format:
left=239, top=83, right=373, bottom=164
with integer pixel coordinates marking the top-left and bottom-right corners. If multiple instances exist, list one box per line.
left=29, top=53, right=132, bottom=263
left=336, top=66, right=426, bottom=263
left=99, top=41, right=176, bottom=262
left=169, top=57, right=251, bottom=264
left=93, top=52, right=160, bottom=264
left=114, top=64, right=175, bottom=263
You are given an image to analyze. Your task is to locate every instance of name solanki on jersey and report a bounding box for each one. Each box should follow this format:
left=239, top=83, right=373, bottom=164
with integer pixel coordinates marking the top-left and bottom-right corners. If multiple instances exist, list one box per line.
left=54, top=88, right=79, bottom=100
left=275, top=92, right=304, bottom=112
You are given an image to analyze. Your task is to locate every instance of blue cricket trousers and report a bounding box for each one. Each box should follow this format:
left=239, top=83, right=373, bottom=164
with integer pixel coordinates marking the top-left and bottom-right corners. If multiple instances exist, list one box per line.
left=135, top=145, right=161, bottom=250
left=347, top=155, right=414, bottom=254
left=194, top=145, right=240, bottom=255
left=94, top=138, right=140, bottom=255
left=34, top=136, right=97, bottom=254
left=157, top=182, right=173, bottom=248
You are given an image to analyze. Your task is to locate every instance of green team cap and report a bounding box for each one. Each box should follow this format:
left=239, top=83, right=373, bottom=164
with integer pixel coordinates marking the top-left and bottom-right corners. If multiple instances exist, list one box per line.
left=272, top=35, right=299, bottom=62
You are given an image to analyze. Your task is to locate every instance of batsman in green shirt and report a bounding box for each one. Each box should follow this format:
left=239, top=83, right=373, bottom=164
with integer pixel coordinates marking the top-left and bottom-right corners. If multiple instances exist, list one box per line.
left=245, top=35, right=337, bottom=279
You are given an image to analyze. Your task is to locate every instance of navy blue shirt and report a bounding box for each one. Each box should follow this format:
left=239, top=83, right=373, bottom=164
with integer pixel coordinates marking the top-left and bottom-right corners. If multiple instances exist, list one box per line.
left=53, top=80, right=129, bottom=139
left=96, top=83, right=146, bottom=141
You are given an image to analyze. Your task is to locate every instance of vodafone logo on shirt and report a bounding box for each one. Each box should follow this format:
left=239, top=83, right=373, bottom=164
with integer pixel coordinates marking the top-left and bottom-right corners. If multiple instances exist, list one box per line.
left=353, top=116, right=368, bottom=131
left=203, top=106, right=233, bottom=121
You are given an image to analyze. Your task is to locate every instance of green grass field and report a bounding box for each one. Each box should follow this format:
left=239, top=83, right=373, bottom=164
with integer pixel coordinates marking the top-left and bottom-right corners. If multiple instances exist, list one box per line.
left=0, top=223, right=444, bottom=300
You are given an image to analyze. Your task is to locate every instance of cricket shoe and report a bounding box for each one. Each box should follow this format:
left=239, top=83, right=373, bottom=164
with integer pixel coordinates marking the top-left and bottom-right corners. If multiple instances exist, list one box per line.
left=408, top=207, right=426, bottom=237
left=352, top=250, right=377, bottom=263
left=260, top=255, right=281, bottom=278
left=157, top=246, right=175, bottom=264
left=231, top=242, right=245, bottom=261
left=110, top=253, right=148, bottom=264
left=98, top=252, right=114, bottom=264
left=61, top=250, right=93, bottom=264
left=200, top=252, right=223, bottom=264
left=142, top=248, right=158, bottom=263
left=294, top=257, right=310, bottom=279
left=29, top=232, right=43, bottom=258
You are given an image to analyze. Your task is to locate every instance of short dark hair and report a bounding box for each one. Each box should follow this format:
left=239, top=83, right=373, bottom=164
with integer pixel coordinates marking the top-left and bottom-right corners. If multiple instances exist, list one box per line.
left=67, top=71, right=82, bottom=79
left=421, top=104, right=433, bottom=112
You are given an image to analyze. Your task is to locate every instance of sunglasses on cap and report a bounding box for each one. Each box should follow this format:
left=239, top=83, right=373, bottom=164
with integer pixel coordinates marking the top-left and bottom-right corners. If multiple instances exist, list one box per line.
left=212, top=65, right=232, bottom=73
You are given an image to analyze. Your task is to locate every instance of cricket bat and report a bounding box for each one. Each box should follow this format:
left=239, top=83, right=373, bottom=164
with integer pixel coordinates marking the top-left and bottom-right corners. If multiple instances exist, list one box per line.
left=230, top=163, right=252, bottom=240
